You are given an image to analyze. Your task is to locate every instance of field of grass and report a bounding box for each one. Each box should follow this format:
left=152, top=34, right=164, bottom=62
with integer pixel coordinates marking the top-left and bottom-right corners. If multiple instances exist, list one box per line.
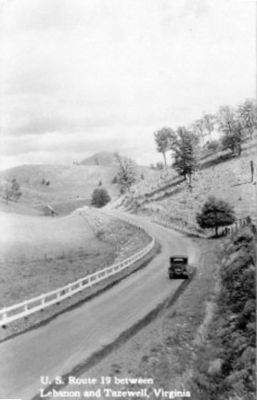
left=0, top=162, right=160, bottom=216
left=0, top=207, right=150, bottom=308
left=0, top=164, right=119, bottom=210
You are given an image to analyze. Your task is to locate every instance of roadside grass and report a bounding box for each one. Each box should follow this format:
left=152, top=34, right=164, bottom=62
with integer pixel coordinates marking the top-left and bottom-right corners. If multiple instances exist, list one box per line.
left=190, top=226, right=256, bottom=400
left=0, top=208, right=151, bottom=308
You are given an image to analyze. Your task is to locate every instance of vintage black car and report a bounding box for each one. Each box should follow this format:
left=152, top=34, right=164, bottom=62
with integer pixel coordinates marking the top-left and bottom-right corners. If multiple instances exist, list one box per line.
left=168, top=255, right=189, bottom=279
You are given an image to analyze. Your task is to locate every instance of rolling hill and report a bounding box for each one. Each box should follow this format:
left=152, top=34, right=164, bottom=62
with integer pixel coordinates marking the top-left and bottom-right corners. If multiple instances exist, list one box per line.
left=117, top=138, right=257, bottom=232
left=0, top=153, right=160, bottom=215
left=0, top=163, right=119, bottom=215
left=79, top=151, right=119, bottom=166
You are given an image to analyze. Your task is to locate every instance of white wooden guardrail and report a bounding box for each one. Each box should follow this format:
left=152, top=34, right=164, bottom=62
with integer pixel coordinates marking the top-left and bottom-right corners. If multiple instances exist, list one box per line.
left=0, top=217, right=154, bottom=327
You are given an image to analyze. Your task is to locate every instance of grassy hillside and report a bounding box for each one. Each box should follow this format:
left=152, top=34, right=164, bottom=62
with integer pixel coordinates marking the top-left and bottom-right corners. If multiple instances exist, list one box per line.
left=80, top=151, right=119, bottom=166
left=0, top=161, right=160, bottom=216
left=191, top=225, right=256, bottom=400
left=0, top=163, right=119, bottom=214
left=120, top=139, right=257, bottom=232
left=0, top=207, right=150, bottom=308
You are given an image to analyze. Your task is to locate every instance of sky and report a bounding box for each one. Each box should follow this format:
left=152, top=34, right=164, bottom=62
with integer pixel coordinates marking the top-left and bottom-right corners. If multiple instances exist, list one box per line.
left=0, top=0, right=256, bottom=169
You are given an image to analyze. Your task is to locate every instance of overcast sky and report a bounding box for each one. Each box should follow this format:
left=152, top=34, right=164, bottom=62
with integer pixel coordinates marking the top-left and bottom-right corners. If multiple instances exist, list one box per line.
left=0, top=0, right=256, bottom=169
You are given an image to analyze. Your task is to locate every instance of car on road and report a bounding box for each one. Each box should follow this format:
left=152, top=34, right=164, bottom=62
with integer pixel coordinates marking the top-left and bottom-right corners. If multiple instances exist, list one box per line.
left=169, top=255, right=189, bottom=279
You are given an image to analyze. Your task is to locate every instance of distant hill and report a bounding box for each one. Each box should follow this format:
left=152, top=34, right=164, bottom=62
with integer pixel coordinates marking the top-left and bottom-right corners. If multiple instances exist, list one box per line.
left=0, top=163, right=120, bottom=215
left=0, top=156, right=160, bottom=216
left=79, top=152, right=119, bottom=166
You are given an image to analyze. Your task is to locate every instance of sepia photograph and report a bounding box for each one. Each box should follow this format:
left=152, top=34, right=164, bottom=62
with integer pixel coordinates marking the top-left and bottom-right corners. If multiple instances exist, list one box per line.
left=0, top=0, right=256, bottom=399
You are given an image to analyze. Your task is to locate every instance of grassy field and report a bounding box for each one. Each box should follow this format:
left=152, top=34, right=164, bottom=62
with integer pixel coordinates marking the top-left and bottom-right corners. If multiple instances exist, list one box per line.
left=0, top=164, right=119, bottom=211
left=0, top=207, right=150, bottom=308
left=0, top=162, right=160, bottom=216
left=0, top=156, right=157, bottom=310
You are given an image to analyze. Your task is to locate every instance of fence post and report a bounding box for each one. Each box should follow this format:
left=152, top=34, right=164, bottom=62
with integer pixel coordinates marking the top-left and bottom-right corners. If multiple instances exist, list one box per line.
left=1, top=308, right=7, bottom=322
left=24, top=302, right=29, bottom=319
left=56, top=291, right=61, bottom=304
left=41, top=295, right=45, bottom=310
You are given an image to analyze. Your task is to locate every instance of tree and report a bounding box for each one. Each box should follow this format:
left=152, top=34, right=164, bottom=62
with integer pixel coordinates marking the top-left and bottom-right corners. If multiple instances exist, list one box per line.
left=91, top=187, right=111, bottom=208
left=154, top=127, right=176, bottom=168
left=217, top=106, right=243, bottom=156
left=192, top=119, right=205, bottom=145
left=217, top=105, right=235, bottom=136
left=202, top=113, right=215, bottom=140
left=172, top=127, right=198, bottom=187
left=196, top=196, right=235, bottom=236
left=115, top=153, right=137, bottom=193
left=221, top=120, right=243, bottom=156
left=237, top=99, right=257, bottom=139
left=4, top=178, right=22, bottom=203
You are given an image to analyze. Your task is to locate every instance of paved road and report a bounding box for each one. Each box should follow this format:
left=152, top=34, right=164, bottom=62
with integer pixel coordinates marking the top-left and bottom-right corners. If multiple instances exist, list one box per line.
left=0, top=213, right=198, bottom=399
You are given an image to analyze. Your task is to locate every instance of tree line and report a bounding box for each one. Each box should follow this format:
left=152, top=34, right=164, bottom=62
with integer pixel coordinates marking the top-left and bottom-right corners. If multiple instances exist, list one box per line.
left=154, top=98, right=257, bottom=181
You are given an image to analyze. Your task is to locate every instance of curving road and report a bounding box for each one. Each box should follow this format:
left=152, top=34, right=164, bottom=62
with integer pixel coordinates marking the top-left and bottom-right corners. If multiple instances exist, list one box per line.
left=0, top=213, right=199, bottom=400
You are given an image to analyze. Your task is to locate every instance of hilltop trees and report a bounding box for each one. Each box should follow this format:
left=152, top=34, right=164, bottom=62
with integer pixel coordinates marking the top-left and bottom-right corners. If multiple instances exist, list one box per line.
left=192, top=119, right=205, bottom=145
left=237, top=99, right=257, bottom=139
left=202, top=113, right=215, bottom=140
left=154, top=127, right=176, bottom=168
left=172, top=127, right=198, bottom=187
left=196, top=196, right=235, bottom=236
left=115, top=153, right=137, bottom=193
left=4, top=178, right=22, bottom=204
left=217, top=106, right=243, bottom=156
left=221, top=120, right=243, bottom=156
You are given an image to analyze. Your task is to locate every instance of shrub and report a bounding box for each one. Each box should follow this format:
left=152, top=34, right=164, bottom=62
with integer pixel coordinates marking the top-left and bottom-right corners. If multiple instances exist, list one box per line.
left=91, top=187, right=111, bottom=208
left=4, top=178, right=22, bottom=203
left=196, top=196, right=235, bottom=236
left=156, top=162, right=164, bottom=170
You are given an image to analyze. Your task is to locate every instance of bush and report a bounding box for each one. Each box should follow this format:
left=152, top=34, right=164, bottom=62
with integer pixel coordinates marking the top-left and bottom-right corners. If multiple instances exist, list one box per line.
left=156, top=162, right=164, bottom=170
left=196, top=196, right=235, bottom=236
left=4, top=178, right=22, bottom=203
left=91, top=187, right=111, bottom=208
